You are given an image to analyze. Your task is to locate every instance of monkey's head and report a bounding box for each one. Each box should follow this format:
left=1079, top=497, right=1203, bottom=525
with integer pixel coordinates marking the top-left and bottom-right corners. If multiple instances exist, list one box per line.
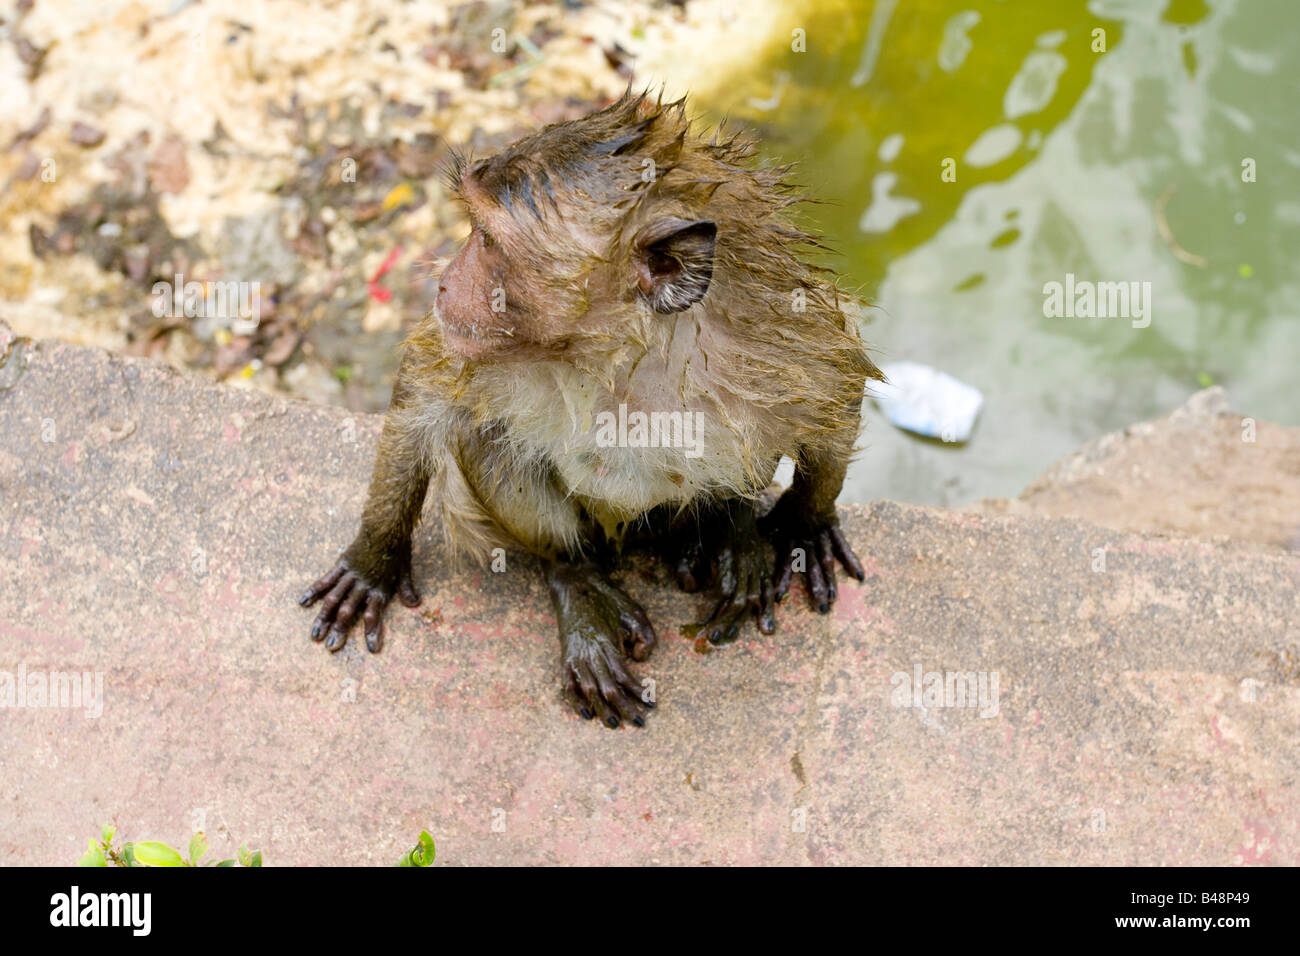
left=434, top=88, right=832, bottom=364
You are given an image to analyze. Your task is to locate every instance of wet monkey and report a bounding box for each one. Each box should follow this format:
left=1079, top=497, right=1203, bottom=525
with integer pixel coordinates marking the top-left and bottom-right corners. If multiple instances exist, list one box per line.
left=300, top=89, right=882, bottom=728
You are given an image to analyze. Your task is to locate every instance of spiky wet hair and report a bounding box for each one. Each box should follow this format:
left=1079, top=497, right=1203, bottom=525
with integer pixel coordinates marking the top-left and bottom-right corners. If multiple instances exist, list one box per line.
left=438, top=88, right=880, bottom=477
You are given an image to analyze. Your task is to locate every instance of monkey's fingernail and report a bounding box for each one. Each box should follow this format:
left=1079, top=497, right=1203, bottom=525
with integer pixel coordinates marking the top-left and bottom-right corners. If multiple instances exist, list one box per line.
left=818, top=602, right=830, bottom=613
left=311, top=622, right=322, bottom=639
left=633, top=716, right=645, bottom=727
left=606, top=715, right=620, bottom=728
left=644, top=699, right=656, bottom=708
left=299, top=593, right=312, bottom=606
left=580, top=707, right=593, bottom=720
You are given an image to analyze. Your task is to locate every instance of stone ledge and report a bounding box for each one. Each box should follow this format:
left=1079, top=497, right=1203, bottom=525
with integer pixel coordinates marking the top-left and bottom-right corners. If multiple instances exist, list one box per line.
left=1, top=329, right=1297, bottom=865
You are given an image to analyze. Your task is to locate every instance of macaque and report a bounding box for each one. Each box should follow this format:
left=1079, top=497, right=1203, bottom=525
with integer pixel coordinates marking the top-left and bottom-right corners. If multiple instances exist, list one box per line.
left=300, top=89, right=882, bottom=728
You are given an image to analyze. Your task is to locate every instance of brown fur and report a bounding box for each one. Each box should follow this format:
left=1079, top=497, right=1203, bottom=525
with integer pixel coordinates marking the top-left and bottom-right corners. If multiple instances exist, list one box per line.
left=414, top=88, right=881, bottom=562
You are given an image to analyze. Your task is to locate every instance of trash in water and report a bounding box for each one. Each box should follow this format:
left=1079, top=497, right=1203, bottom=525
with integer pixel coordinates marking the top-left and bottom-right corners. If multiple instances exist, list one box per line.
left=871, top=361, right=983, bottom=444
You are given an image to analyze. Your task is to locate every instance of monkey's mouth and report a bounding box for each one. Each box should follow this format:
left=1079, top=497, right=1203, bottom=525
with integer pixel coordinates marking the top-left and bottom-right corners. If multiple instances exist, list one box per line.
left=434, top=306, right=514, bottom=359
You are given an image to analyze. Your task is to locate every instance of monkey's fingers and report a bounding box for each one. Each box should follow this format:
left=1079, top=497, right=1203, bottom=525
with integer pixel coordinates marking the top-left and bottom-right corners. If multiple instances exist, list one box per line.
left=591, top=577, right=657, bottom=661
left=617, top=607, right=657, bottom=662
left=772, top=542, right=796, bottom=604
left=299, top=563, right=346, bottom=607
left=703, top=559, right=769, bottom=645
left=713, top=546, right=739, bottom=601
left=562, top=668, right=596, bottom=721
left=758, top=573, right=776, bottom=635
left=828, top=526, right=866, bottom=582
left=591, top=654, right=648, bottom=728
left=324, top=583, right=368, bottom=652
left=703, top=593, right=746, bottom=645
left=815, top=531, right=838, bottom=605
left=362, top=591, right=386, bottom=653
left=806, top=555, right=831, bottom=613
left=674, top=539, right=709, bottom=593
left=397, top=571, right=421, bottom=608
left=569, top=660, right=621, bottom=729
left=310, top=572, right=355, bottom=641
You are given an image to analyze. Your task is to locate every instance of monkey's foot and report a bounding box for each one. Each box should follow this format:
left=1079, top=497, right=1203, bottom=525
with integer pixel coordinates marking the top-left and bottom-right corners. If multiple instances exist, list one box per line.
left=298, top=556, right=420, bottom=654
left=694, top=522, right=775, bottom=645
left=762, top=502, right=866, bottom=613
left=547, top=562, right=656, bottom=728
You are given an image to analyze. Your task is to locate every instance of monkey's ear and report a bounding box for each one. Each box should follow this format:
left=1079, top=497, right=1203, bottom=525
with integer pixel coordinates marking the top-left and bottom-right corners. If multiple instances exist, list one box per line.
left=633, top=217, right=717, bottom=314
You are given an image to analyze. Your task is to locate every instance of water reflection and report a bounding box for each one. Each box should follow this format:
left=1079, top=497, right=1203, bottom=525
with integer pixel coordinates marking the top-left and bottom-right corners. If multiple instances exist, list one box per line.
left=697, top=0, right=1298, bottom=506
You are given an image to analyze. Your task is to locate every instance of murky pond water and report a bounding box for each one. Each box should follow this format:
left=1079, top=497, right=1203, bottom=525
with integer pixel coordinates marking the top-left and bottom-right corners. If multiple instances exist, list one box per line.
left=699, top=0, right=1299, bottom=507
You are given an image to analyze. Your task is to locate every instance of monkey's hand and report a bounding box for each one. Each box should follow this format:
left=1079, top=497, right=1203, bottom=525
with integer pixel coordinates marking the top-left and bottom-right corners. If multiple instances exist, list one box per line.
left=691, top=520, right=776, bottom=645
left=547, top=562, right=656, bottom=729
left=298, top=540, right=420, bottom=654
left=761, top=493, right=865, bottom=614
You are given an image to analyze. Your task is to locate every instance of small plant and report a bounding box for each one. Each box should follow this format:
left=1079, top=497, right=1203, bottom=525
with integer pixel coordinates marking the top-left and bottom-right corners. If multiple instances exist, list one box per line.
left=78, top=823, right=437, bottom=867
left=396, top=829, right=436, bottom=867
left=79, top=824, right=260, bottom=867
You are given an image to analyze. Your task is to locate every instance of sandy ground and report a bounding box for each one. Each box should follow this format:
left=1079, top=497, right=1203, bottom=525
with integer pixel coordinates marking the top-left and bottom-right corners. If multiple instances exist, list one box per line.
left=1, top=0, right=792, bottom=411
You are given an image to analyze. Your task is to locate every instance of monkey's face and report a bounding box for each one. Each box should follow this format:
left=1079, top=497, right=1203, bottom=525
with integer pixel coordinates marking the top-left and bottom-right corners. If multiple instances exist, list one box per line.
left=436, top=144, right=719, bottom=363
left=434, top=222, right=517, bottom=360
left=435, top=213, right=719, bottom=362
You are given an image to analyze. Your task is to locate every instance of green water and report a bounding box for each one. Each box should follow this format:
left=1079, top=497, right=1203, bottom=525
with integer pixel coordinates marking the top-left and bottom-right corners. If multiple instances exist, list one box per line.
left=706, top=0, right=1299, bottom=507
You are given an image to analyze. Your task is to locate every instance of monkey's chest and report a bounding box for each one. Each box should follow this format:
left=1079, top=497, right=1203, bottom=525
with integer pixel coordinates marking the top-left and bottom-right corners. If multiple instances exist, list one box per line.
left=541, top=403, right=755, bottom=525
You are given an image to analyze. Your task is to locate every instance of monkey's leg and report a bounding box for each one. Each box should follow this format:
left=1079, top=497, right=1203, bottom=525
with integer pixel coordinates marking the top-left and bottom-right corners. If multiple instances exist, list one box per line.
left=546, top=559, right=657, bottom=728
left=761, top=435, right=866, bottom=614
left=299, top=390, right=429, bottom=653
left=450, top=436, right=659, bottom=729
left=665, top=499, right=776, bottom=645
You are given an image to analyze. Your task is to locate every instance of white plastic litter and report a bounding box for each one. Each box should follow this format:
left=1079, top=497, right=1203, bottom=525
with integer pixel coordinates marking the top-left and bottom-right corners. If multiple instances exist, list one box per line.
left=871, top=361, right=984, bottom=443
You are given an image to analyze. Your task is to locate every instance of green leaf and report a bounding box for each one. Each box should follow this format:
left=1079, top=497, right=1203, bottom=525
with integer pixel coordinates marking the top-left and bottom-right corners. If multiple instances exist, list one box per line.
left=121, top=844, right=137, bottom=867
left=78, top=838, right=107, bottom=867
left=397, top=830, right=436, bottom=867
left=101, top=823, right=116, bottom=844
left=215, top=859, right=237, bottom=867
left=188, top=831, right=209, bottom=866
left=131, top=841, right=187, bottom=867
left=237, top=845, right=262, bottom=868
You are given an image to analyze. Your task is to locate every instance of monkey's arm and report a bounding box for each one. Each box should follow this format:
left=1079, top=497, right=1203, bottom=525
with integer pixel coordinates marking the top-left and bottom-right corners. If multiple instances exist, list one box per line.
left=299, top=365, right=429, bottom=653
left=761, top=403, right=867, bottom=613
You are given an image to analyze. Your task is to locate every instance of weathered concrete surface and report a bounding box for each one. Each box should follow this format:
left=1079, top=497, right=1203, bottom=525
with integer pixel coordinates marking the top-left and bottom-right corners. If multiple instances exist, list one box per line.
left=976, top=387, right=1300, bottom=553
left=2, top=326, right=1298, bottom=865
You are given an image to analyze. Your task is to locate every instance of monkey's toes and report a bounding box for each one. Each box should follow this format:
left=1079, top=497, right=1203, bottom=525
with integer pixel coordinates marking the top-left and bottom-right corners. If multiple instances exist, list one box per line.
left=701, top=554, right=774, bottom=644
left=396, top=571, right=421, bottom=608
left=828, top=526, right=867, bottom=582
left=590, top=576, right=658, bottom=661
left=299, top=563, right=345, bottom=607
left=562, top=655, right=652, bottom=729
left=306, top=569, right=389, bottom=654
